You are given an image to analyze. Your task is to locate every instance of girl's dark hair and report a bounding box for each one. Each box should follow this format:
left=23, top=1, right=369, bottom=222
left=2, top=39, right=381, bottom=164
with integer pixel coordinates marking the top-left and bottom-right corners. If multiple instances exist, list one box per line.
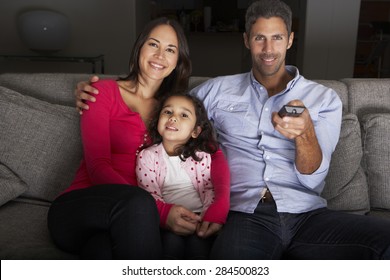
left=147, top=93, right=218, bottom=161
left=119, top=17, right=192, bottom=99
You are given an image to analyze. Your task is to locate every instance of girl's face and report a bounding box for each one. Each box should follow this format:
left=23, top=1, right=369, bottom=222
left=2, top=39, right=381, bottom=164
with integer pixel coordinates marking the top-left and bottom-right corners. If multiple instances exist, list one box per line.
left=157, top=96, right=201, bottom=155
left=139, top=24, right=179, bottom=82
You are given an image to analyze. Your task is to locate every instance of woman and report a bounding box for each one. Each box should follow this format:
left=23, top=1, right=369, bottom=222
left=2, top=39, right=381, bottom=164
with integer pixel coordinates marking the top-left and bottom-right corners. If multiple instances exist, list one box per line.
left=47, top=17, right=192, bottom=259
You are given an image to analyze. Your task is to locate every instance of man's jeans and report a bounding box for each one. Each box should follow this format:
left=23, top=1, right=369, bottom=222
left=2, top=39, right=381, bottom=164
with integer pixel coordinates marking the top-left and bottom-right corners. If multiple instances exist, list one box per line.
left=210, top=201, right=390, bottom=259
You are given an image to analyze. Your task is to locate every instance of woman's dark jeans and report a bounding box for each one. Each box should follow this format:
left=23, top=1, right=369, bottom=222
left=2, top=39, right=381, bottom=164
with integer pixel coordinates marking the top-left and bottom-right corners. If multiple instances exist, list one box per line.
left=210, top=201, right=390, bottom=259
left=48, top=184, right=162, bottom=259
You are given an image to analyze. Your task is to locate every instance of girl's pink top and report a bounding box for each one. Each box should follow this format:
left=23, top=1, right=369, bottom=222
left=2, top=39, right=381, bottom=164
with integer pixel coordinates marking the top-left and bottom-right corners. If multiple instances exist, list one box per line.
left=137, top=143, right=230, bottom=226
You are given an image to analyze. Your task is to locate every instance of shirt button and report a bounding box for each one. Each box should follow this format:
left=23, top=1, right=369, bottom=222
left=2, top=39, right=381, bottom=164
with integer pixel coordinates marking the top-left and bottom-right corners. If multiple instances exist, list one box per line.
left=229, top=107, right=234, bottom=111
left=266, top=156, right=270, bottom=160
left=265, top=177, right=270, bottom=181
left=264, top=107, right=269, bottom=112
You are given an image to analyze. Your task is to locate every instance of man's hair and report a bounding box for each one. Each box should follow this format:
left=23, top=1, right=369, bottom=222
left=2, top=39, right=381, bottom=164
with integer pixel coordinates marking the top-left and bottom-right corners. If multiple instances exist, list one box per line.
left=245, top=0, right=292, bottom=35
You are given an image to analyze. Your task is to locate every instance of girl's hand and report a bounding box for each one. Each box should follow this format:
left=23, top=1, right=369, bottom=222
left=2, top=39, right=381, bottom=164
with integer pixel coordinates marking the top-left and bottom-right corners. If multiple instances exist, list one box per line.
left=197, top=221, right=222, bottom=238
left=166, top=205, right=201, bottom=236
left=74, top=75, right=100, bottom=114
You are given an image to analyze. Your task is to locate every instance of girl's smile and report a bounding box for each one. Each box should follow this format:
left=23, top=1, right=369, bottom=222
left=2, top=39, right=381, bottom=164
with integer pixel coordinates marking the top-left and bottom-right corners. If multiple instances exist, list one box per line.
left=157, top=95, right=201, bottom=155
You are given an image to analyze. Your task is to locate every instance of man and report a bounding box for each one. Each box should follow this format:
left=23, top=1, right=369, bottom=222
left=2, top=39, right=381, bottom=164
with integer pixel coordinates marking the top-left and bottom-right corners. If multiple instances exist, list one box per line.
left=76, top=0, right=390, bottom=259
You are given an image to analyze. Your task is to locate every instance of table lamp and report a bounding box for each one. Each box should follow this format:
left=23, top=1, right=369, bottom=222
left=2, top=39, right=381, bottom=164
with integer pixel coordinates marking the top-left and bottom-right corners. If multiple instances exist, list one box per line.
left=17, top=10, right=70, bottom=54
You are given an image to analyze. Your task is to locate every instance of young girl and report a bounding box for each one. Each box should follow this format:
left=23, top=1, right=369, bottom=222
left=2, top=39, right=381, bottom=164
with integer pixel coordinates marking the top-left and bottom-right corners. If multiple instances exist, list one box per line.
left=136, top=93, right=230, bottom=259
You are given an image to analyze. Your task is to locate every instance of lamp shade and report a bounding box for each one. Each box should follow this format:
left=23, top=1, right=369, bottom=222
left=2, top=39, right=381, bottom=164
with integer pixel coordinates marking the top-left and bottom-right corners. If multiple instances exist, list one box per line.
left=18, top=10, right=70, bottom=53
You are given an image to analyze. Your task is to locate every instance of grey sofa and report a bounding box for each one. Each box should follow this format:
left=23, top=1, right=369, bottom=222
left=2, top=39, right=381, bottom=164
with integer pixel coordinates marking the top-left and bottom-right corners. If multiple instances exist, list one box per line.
left=0, top=73, right=389, bottom=260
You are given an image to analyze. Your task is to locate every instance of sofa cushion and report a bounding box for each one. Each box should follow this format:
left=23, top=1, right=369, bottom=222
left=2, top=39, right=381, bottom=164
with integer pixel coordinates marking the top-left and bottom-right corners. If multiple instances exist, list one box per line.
left=0, top=163, right=28, bottom=207
left=0, top=200, right=78, bottom=259
left=189, top=76, right=212, bottom=90
left=0, top=73, right=115, bottom=106
left=342, top=78, right=390, bottom=119
left=361, top=113, right=390, bottom=210
left=0, top=86, right=83, bottom=202
left=322, top=113, right=370, bottom=214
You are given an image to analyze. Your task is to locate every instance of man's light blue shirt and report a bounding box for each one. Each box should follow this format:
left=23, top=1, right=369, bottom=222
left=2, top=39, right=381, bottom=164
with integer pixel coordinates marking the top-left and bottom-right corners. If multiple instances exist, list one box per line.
left=190, top=66, right=342, bottom=213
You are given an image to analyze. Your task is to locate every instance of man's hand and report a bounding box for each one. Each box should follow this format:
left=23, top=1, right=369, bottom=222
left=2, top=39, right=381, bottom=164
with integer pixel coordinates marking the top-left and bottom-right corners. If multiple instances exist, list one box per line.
left=197, top=221, right=222, bottom=238
left=272, top=99, right=322, bottom=174
left=75, top=75, right=100, bottom=114
left=272, top=100, right=309, bottom=140
left=166, top=205, right=201, bottom=236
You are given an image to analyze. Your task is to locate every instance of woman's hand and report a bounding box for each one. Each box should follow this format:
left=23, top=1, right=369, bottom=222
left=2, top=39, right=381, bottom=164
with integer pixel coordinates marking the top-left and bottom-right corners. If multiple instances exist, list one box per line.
left=166, top=205, right=201, bottom=236
left=75, top=75, right=100, bottom=114
left=197, top=221, right=222, bottom=238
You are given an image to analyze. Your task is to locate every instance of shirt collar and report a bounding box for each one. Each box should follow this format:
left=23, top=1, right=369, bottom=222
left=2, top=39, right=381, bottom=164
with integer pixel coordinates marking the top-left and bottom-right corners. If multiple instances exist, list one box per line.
left=249, top=65, right=301, bottom=91
left=285, top=65, right=300, bottom=90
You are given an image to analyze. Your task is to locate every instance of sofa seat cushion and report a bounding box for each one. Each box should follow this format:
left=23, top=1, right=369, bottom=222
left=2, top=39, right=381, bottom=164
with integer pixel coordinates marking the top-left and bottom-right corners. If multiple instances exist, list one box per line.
left=322, top=113, right=370, bottom=214
left=361, top=113, right=390, bottom=211
left=0, top=163, right=28, bottom=206
left=0, top=86, right=82, bottom=202
left=367, top=209, right=390, bottom=220
left=0, top=200, right=77, bottom=259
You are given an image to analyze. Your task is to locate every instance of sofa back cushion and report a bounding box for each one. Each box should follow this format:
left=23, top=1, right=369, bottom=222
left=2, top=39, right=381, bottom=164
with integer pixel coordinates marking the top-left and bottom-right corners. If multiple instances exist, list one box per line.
left=0, top=86, right=82, bottom=202
left=322, top=113, right=370, bottom=214
left=342, top=78, right=390, bottom=119
left=189, top=76, right=211, bottom=90
left=361, top=113, right=390, bottom=211
left=0, top=73, right=115, bottom=107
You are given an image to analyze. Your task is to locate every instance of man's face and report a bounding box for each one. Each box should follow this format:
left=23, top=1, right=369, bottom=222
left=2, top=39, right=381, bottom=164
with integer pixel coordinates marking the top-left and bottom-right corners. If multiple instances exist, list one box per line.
left=244, top=17, right=294, bottom=78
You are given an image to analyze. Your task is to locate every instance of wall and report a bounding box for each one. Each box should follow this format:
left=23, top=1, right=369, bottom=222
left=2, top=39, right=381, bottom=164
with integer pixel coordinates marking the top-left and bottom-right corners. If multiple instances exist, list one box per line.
left=188, top=32, right=250, bottom=77
left=358, top=0, right=390, bottom=77
left=0, top=0, right=378, bottom=79
left=0, top=0, right=150, bottom=75
left=298, top=0, right=361, bottom=79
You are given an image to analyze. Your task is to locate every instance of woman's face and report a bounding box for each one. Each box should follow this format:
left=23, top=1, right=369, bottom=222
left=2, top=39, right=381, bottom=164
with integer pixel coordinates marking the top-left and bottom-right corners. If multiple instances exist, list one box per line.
left=139, top=24, right=179, bottom=82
